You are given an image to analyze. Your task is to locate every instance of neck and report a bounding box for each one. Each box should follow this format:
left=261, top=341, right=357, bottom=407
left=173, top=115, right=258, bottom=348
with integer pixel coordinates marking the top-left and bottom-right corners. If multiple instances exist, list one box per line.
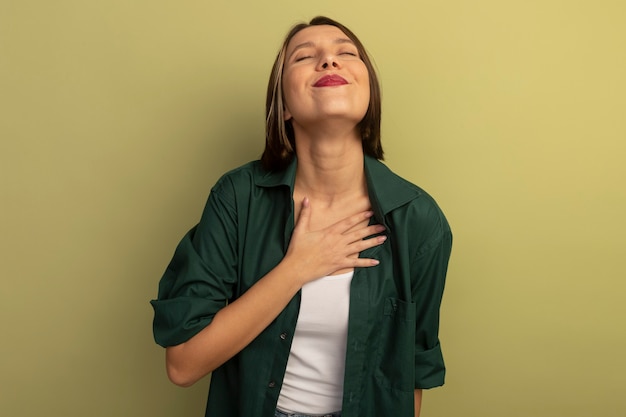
left=294, top=129, right=366, bottom=206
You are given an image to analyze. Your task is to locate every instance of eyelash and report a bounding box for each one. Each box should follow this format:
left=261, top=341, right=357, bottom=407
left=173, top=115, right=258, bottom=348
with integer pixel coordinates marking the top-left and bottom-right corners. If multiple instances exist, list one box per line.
left=294, top=51, right=357, bottom=62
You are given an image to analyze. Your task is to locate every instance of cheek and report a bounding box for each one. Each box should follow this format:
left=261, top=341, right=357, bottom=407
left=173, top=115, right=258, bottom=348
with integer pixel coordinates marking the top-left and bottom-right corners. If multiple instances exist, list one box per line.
left=281, top=72, right=298, bottom=105
left=280, top=74, right=293, bottom=112
left=281, top=70, right=308, bottom=119
left=359, top=73, right=371, bottom=105
left=362, top=77, right=371, bottom=98
left=281, top=84, right=294, bottom=120
left=354, top=65, right=370, bottom=98
left=281, top=67, right=303, bottom=93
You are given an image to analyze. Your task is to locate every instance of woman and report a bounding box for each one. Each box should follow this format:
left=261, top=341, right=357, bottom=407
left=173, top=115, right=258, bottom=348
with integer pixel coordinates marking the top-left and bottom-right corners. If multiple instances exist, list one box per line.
left=151, top=16, right=452, bottom=417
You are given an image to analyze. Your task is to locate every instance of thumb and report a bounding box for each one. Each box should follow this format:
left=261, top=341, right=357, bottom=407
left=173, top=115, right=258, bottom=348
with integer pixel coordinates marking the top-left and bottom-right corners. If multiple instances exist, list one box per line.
left=295, top=197, right=311, bottom=230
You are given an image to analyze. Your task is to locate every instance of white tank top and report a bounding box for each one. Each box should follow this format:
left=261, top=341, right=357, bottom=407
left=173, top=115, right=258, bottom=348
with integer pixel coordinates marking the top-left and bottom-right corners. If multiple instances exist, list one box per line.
left=276, top=270, right=354, bottom=414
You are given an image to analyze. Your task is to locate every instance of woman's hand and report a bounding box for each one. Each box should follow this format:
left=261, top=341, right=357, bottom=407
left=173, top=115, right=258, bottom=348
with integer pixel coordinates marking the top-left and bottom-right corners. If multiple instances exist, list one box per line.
left=284, top=197, right=386, bottom=284
left=165, top=198, right=386, bottom=387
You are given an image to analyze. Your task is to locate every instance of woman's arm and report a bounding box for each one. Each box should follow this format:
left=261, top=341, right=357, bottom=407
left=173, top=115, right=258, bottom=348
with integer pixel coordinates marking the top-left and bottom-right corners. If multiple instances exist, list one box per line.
left=414, top=389, right=422, bottom=417
left=165, top=198, right=386, bottom=387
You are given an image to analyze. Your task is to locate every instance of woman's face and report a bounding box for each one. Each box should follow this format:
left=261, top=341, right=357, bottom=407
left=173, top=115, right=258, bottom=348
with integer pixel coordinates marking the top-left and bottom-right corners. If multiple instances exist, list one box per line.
left=282, top=25, right=370, bottom=131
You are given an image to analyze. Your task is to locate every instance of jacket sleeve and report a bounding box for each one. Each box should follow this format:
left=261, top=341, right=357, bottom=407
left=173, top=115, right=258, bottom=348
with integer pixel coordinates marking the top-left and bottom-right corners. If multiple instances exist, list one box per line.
left=150, top=178, right=239, bottom=347
left=410, top=201, right=453, bottom=389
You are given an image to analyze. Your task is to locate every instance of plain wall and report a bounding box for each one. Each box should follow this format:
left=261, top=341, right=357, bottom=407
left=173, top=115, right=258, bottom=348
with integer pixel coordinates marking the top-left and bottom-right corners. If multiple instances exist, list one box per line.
left=1, top=1, right=625, bottom=416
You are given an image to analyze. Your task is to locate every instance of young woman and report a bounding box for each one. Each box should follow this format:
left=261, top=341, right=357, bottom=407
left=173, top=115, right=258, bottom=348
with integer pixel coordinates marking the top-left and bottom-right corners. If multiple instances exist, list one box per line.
left=151, top=16, right=452, bottom=417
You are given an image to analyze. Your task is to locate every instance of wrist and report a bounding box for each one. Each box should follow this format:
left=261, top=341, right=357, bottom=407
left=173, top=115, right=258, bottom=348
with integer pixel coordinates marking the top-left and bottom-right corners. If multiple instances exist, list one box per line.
left=274, top=256, right=309, bottom=291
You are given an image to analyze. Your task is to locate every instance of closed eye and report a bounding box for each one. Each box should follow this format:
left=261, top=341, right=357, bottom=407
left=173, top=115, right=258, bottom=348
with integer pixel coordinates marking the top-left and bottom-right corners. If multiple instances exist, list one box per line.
left=294, top=56, right=312, bottom=62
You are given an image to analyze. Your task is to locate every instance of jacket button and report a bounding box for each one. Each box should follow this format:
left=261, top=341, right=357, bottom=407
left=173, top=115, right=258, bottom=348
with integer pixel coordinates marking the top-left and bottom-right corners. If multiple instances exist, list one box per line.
left=279, top=332, right=287, bottom=340
left=268, top=381, right=276, bottom=388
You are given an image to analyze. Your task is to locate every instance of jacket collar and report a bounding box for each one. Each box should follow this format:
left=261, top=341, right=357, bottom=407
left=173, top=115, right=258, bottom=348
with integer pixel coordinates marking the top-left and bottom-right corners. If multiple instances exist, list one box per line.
left=363, top=155, right=421, bottom=218
left=255, top=155, right=421, bottom=219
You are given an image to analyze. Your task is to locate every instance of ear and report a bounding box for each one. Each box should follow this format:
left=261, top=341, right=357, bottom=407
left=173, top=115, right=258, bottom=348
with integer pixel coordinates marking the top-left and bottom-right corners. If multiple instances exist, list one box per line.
left=283, top=106, right=292, bottom=121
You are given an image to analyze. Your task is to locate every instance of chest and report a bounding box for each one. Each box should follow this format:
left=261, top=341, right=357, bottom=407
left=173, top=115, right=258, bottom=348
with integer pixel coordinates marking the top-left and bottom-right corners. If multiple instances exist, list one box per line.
left=292, top=193, right=372, bottom=232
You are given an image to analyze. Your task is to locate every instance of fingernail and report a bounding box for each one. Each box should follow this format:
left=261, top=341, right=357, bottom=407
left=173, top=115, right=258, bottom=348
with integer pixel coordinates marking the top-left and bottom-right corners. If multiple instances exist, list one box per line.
left=371, top=260, right=380, bottom=265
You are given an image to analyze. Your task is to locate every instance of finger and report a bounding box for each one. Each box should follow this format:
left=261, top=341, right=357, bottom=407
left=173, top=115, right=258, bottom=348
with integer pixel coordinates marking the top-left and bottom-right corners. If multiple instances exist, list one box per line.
left=347, top=234, right=387, bottom=253
left=344, top=224, right=386, bottom=243
left=294, top=197, right=311, bottom=230
left=348, top=257, right=381, bottom=268
left=330, top=210, right=375, bottom=233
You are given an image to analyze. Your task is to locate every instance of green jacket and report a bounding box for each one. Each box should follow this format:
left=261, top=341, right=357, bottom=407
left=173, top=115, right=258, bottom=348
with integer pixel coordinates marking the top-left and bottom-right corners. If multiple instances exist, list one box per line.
left=151, top=155, right=452, bottom=417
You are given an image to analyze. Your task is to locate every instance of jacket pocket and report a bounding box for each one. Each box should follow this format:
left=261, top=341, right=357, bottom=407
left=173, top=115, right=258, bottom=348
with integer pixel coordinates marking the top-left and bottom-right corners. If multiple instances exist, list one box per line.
left=374, top=297, right=416, bottom=392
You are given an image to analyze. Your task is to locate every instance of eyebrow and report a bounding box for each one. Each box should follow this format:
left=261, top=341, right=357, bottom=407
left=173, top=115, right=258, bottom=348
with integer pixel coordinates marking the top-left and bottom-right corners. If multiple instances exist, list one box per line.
left=287, top=38, right=356, bottom=60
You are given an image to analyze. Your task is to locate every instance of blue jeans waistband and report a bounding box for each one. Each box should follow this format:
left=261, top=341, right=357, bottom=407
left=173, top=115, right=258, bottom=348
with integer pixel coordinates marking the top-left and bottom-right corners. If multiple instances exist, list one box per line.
left=275, top=409, right=341, bottom=417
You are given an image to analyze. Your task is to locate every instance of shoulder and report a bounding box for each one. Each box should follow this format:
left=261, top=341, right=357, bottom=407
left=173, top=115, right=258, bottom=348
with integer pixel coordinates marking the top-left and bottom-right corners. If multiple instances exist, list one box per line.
left=212, top=160, right=264, bottom=190
left=367, top=158, right=448, bottom=226
left=372, top=162, right=451, bottom=254
left=209, top=160, right=266, bottom=200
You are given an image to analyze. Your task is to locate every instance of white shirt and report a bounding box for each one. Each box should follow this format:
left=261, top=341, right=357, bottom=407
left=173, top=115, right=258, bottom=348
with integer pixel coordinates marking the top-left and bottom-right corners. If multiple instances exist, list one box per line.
left=276, top=271, right=354, bottom=414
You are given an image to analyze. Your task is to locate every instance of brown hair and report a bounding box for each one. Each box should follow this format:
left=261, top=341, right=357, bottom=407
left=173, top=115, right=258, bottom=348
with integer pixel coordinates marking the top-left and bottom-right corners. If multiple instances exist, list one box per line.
left=261, top=16, right=383, bottom=171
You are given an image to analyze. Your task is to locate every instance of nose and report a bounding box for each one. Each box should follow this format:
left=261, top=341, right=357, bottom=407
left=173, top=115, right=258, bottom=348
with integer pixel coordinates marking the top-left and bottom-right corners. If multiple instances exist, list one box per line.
left=317, top=53, right=340, bottom=71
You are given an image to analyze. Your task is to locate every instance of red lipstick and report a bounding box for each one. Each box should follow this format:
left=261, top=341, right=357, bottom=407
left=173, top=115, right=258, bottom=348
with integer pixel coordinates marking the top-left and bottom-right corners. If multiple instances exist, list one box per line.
left=314, top=74, right=348, bottom=87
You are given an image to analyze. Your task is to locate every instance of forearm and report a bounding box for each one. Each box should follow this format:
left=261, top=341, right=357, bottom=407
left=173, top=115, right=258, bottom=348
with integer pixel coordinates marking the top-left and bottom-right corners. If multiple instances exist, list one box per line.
left=414, top=389, right=422, bottom=417
left=166, top=259, right=303, bottom=387
left=164, top=204, right=384, bottom=387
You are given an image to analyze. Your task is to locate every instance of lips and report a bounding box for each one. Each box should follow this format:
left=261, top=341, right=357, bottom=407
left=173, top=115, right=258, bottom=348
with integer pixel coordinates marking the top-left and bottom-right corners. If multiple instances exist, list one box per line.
left=313, top=74, right=348, bottom=87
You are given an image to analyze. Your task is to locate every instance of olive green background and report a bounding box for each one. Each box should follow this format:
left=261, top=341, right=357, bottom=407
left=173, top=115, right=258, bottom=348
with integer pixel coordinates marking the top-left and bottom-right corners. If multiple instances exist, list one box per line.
left=1, top=1, right=625, bottom=416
